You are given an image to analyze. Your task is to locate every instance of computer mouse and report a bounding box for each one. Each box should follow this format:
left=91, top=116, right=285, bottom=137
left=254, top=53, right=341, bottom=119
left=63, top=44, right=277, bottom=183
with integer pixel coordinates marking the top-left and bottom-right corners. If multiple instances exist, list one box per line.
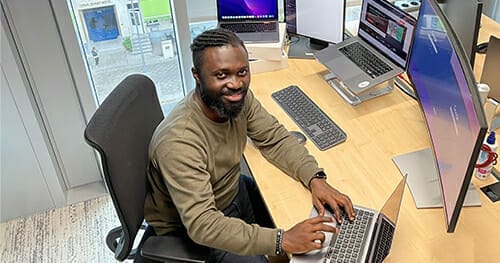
left=477, top=42, right=489, bottom=54
left=290, top=131, right=307, bottom=144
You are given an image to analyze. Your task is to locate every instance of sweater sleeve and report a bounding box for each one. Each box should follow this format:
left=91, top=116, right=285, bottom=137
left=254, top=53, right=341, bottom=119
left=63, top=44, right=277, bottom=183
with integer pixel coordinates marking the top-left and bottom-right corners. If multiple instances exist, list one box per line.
left=245, top=90, right=322, bottom=188
left=153, top=138, right=279, bottom=256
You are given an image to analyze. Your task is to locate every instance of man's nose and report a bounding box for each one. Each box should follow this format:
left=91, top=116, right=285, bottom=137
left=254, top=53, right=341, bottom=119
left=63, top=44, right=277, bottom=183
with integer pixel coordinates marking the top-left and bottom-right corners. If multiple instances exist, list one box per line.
left=226, top=76, right=243, bottom=89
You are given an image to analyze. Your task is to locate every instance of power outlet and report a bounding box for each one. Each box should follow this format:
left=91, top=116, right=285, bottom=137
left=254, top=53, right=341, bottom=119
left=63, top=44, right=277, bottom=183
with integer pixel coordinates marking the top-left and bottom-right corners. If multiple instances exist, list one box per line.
left=393, top=0, right=421, bottom=13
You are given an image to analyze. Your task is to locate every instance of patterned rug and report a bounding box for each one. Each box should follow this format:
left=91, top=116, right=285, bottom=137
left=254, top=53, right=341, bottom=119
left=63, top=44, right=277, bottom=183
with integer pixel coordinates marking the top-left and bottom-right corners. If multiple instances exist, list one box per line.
left=0, top=195, right=131, bottom=263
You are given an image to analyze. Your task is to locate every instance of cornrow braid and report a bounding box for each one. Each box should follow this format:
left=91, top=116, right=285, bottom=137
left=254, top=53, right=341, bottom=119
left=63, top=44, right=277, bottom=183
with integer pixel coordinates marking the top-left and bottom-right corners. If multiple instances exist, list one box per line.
left=190, top=28, right=247, bottom=70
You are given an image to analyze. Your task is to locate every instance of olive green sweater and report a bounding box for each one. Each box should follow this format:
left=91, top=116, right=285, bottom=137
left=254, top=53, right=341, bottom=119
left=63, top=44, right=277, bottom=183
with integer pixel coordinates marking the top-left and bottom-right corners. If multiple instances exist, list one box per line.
left=144, top=89, right=322, bottom=256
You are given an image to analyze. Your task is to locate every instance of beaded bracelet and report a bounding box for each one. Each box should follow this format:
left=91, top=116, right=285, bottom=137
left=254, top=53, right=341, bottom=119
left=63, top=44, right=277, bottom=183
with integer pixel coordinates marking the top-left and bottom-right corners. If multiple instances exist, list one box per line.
left=276, top=229, right=284, bottom=255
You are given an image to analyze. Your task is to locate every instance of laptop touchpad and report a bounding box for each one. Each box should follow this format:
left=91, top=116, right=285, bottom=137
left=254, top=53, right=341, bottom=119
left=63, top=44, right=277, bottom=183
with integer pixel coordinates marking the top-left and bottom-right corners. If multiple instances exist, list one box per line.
left=327, top=57, right=359, bottom=79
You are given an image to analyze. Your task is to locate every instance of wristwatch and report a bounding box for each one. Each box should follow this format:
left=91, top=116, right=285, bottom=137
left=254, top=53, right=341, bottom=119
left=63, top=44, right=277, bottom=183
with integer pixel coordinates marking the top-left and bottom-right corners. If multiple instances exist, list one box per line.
left=309, top=171, right=327, bottom=187
left=313, top=171, right=327, bottom=180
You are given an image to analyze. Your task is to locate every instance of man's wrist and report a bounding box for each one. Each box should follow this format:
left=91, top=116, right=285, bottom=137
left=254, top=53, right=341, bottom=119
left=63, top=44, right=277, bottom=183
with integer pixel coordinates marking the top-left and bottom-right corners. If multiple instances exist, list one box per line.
left=308, top=171, right=327, bottom=188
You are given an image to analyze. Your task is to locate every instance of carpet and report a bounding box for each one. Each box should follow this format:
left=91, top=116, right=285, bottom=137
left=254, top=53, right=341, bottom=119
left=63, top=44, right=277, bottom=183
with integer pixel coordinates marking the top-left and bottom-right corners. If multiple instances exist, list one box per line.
left=0, top=195, right=129, bottom=262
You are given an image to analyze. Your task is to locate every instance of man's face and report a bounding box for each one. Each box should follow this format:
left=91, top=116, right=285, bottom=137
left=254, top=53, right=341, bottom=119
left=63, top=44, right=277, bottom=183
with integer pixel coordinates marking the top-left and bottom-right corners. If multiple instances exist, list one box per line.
left=193, top=44, right=250, bottom=120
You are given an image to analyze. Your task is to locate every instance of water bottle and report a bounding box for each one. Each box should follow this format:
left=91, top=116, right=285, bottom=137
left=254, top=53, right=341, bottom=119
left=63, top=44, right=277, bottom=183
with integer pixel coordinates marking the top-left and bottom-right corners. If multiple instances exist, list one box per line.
left=476, top=131, right=498, bottom=180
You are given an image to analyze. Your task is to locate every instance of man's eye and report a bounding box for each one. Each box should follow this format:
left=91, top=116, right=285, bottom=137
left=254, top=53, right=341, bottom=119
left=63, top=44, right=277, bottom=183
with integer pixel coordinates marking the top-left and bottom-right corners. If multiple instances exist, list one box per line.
left=216, top=72, right=226, bottom=79
left=238, top=69, right=248, bottom=76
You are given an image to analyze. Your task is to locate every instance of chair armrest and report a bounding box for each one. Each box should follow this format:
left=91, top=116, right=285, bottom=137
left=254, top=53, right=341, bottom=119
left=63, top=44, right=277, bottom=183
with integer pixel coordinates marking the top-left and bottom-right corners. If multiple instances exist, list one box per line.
left=141, top=235, right=208, bottom=263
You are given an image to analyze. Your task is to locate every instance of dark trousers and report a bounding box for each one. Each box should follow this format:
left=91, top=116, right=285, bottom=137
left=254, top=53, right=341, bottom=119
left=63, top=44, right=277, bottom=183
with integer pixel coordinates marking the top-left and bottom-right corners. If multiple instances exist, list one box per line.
left=205, top=174, right=269, bottom=263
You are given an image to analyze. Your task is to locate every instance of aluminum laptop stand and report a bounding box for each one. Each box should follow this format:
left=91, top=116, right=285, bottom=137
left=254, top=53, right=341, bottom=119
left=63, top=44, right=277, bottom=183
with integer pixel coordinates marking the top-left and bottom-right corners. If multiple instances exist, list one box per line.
left=323, top=71, right=395, bottom=106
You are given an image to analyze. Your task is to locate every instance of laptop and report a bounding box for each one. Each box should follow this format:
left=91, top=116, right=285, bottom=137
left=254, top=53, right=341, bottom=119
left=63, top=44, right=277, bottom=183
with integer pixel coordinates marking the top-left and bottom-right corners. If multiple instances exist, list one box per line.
left=291, top=176, right=406, bottom=263
left=314, top=0, right=416, bottom=94
left=481, top=35, right=500, bottom=102
left=216, top=0, right=280, bottom=43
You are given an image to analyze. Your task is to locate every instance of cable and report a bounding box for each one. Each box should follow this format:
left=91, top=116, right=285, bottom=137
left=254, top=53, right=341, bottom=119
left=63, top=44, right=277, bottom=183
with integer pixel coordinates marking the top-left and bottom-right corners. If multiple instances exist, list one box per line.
left=475, top=144, right=498, bottom=168
left=394, top=74, right=417, bottom=100
left=286, top=34, right=300, bottom=46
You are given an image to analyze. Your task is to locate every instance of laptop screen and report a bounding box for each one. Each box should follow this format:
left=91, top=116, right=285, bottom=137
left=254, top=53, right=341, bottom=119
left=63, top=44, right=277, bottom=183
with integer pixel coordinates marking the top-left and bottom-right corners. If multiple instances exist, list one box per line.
left=217, top=0, right=278, bottom=22
left=379, top=176, right=406, bottom=224
left=358, top=0, right=416, bottom=68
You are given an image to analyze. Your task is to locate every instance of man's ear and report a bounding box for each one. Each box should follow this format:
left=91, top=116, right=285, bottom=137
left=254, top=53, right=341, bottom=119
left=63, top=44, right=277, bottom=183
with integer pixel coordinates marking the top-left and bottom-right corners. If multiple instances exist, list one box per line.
left=192, top=67, right=200, bottom=84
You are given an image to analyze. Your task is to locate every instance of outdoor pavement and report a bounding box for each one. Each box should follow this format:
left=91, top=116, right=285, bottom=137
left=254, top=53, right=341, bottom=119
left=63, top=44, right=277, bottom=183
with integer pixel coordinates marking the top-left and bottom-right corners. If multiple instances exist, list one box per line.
left=87, top=38, right=185, bottom=114
left=85, top=20, right=220, bottom=115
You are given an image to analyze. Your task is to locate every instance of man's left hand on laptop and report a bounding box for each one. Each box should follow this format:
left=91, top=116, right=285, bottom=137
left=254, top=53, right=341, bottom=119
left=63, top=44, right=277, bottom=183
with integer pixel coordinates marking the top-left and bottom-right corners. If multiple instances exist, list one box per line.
left=309, top=178, right=355, bottom=223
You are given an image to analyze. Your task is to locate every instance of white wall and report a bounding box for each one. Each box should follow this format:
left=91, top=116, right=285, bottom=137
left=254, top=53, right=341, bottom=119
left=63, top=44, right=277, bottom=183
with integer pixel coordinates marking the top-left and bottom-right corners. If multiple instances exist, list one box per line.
left=0, top=0, right=104, bottom=221
left=494, top=0, right=500, bottom=21
left=1, top=21, right=66, bottom=221
left=483, top=0, right=500, bottom=22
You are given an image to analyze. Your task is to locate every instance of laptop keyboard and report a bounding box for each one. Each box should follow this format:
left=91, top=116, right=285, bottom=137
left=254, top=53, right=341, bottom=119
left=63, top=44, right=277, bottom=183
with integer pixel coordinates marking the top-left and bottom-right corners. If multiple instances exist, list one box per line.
left=271, top=85, right=347, bottom=151
left=372, top=218, right=395, bottom=263
left=339, top=42, right=393, bottom=79
left=323, top=208, right=374, bottom=263
left=221, top=22, right=276, bottom=33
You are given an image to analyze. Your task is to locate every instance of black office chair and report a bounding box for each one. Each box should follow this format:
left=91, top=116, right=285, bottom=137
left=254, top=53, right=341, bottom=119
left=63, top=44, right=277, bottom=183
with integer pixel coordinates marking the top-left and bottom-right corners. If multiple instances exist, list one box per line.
left=84, top=74, right=208, bottom=262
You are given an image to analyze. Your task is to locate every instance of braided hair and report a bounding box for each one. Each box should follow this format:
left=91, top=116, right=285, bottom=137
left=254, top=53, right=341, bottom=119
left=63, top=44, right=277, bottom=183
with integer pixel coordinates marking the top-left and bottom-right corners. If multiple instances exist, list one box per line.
left=190, top=28, right=247, bottom=71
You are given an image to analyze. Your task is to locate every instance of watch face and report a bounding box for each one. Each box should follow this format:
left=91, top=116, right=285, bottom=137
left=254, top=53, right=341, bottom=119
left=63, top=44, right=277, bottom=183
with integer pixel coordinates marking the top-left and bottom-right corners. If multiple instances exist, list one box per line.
left=316, top=172, right=327, bottom=179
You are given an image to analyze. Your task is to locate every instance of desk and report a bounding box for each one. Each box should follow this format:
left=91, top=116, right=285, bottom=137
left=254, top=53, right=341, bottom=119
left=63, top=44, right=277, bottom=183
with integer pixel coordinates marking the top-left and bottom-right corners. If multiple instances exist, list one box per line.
left=243, top=15, right=500, bottom=262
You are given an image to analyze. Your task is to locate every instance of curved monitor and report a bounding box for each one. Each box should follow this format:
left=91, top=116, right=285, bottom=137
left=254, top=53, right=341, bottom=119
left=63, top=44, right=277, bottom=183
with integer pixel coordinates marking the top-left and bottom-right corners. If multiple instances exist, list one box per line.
left=407, top=0, right=487, bottom=232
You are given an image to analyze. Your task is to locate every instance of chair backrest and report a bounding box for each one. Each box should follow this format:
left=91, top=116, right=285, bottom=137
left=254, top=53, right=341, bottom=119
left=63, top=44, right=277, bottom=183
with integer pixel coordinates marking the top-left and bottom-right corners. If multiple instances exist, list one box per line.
left=84, top=74, right=164, bottom=260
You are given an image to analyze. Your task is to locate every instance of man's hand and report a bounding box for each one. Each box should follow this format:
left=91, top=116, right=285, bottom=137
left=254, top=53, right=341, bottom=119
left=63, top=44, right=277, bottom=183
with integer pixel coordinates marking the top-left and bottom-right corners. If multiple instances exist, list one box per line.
left=309, top=178, right=355, bottom=223
left=281, top=216, right=338, bottom=254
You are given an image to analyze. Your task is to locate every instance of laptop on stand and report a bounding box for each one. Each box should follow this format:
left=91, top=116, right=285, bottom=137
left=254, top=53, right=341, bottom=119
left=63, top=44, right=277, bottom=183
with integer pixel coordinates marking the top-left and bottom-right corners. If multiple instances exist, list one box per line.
left=291, top=175, right=407, bottom=263
left=314, top=0, right=416, bottom=103
left=216, top=0, right=280, bottom=43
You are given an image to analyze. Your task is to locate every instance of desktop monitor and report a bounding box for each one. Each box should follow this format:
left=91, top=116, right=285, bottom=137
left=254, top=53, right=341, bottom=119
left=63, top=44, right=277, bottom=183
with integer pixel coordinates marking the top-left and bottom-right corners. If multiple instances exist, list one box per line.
left=285, top=0, right=345, bottom=59
left=403, top=0, right=487, bottom=233
left=437, top=0, right=483, bottom=67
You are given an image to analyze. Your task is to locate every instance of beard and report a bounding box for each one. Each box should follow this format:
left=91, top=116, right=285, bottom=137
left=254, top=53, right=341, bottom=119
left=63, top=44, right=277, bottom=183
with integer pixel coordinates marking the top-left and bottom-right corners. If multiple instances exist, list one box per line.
left=198, top=84, right=247, bottom=120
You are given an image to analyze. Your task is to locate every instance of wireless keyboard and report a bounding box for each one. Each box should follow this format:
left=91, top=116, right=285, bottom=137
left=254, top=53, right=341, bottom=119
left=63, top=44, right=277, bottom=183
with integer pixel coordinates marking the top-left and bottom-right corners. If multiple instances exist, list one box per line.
left=271, top=85, right=347, bottom=150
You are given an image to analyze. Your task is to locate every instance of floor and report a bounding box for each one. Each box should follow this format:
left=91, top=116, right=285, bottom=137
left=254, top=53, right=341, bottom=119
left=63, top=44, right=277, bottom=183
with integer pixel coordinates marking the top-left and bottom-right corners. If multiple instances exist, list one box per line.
left=0, top=196, right=126, bottom=262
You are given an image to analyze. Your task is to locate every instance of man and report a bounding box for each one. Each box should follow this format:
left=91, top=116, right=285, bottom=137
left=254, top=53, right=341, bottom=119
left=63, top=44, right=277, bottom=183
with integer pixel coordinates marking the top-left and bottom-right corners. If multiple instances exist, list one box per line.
left=144, top=28, right=355, bottom=262
left=91, top=46, right=99, bottom=66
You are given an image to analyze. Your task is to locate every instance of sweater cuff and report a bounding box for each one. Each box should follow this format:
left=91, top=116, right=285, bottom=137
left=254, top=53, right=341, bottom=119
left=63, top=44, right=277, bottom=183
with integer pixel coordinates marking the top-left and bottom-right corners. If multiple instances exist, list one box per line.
left=255, top=228, right=281, bottom=255
left=299, top=167, right=324, bottom=190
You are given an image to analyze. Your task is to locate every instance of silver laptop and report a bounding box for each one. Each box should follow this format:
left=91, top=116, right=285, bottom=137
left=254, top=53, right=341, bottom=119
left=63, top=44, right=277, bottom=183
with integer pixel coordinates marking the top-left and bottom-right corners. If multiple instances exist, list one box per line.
left=481, top=35, right=500, bottom=102
left=314, top=0, right=416, bottom=94
left=216, top=0, right=280, bottom=43
left=291, top=176, right=406, bottom=263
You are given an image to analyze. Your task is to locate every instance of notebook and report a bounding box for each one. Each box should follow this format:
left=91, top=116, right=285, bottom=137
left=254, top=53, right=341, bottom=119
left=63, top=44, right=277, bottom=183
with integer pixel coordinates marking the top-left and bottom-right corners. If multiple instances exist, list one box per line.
left=291, top=176, right=406, bottom=263
left=481, top=35, right=500, bottom=102
left=216, top=0, right=280, bottom=43
left=314, top=0, right=416, bottom=94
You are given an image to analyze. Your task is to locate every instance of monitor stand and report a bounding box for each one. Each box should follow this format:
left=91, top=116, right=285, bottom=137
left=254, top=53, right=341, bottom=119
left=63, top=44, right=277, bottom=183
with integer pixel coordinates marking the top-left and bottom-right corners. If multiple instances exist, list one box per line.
left=287, top=35, right=328, bottom=59
left=392, top=148, right=481, bottom=208
left=323, top=72, right=394, bottom=105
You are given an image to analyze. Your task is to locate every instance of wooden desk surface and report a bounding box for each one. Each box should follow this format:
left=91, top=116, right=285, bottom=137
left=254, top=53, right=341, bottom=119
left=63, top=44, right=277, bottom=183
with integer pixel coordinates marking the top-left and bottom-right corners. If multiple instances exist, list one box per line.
left=244, top=15, right=500, bottom=262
